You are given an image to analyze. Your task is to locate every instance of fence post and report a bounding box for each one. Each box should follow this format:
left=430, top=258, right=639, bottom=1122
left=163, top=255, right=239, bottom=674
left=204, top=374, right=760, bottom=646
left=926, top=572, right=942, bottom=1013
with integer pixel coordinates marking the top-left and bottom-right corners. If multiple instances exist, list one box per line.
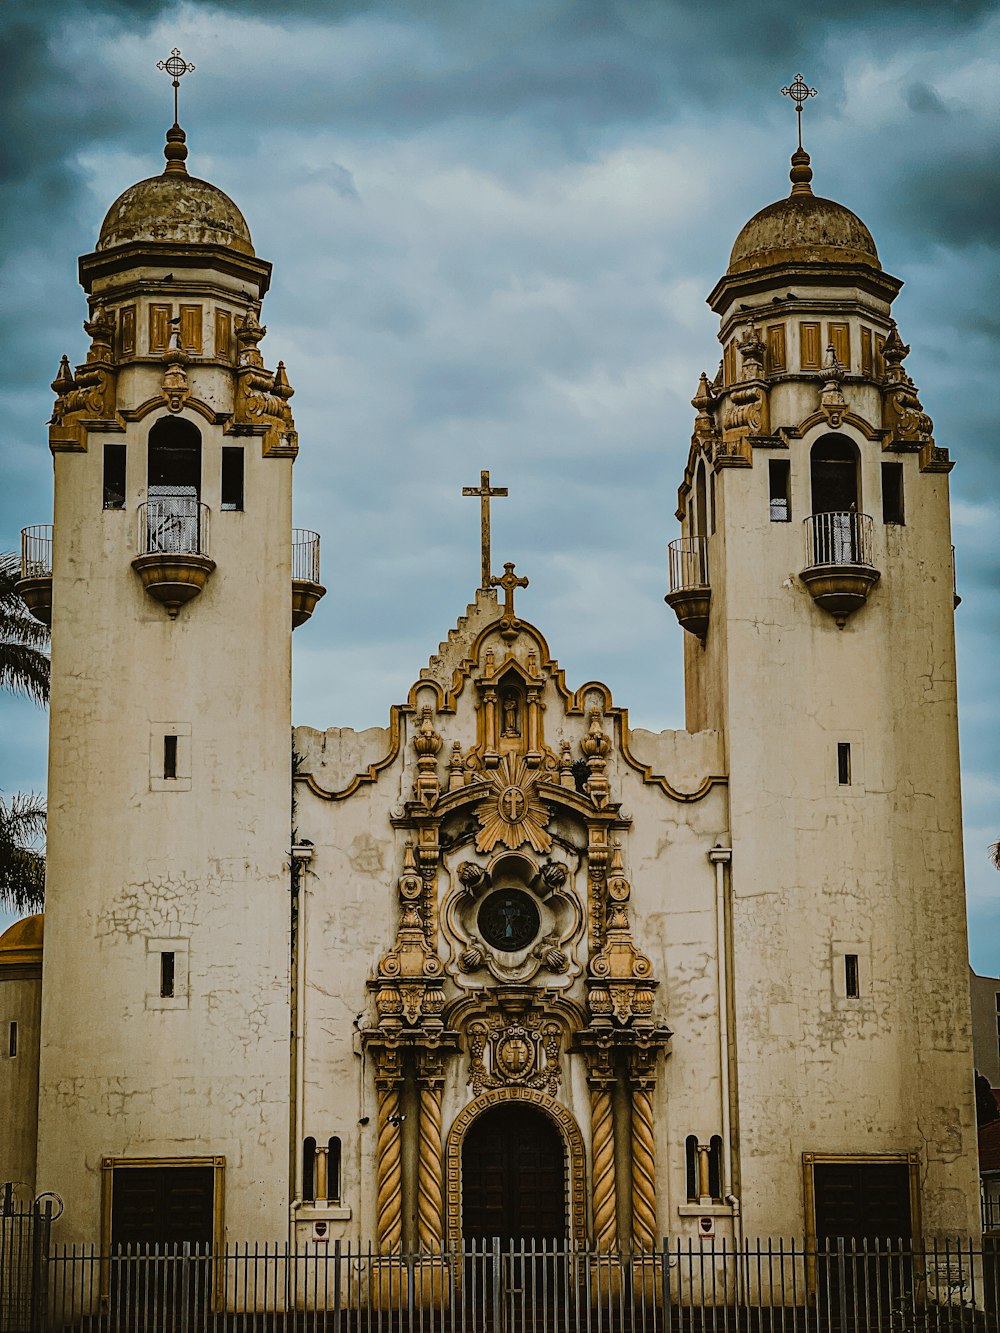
left=660, top=1236, right=671, bottom=1328
left=835, top=1237, right=848, bottom=1333
left=491, top=1237, right=502, bottom=1333
left=29, top=1200, right=52, bottom=1333
left=179, top=1240, right=191, bottom=1333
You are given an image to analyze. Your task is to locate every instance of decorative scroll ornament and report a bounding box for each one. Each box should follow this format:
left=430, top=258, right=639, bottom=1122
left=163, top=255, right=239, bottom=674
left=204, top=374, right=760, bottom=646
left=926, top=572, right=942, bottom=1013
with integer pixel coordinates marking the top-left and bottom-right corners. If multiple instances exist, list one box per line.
left=819, top=344, right=847, bottom=426
left=230, top=309, right=298, bottom=456
left=881, top=322, right=934, bottom=443
left=467, top=1012, right=562, bottom=1097
left=475, top=754, right=552, bottom=854
left=49, top=308, right=120, bottom=448
left=161, top=319, right=191, bottom=413
left=372, top=843, right=445, bottom=1029
left=737, top=321, right=765, bottom=377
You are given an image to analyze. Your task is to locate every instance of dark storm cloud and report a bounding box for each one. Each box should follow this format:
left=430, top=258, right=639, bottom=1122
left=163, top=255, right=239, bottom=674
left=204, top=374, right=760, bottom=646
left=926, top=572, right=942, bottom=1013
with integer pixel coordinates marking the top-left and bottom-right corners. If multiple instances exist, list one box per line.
left=1, top=0, right=998, bottom=959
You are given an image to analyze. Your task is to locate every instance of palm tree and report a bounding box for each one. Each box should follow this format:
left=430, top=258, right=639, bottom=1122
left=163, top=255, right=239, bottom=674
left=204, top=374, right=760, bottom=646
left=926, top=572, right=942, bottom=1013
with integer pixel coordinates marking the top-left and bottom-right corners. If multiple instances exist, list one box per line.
left=0, top=793, right=45, bottom=913
left=992, top=842, right=1000, bottom=872
left=1, top=550, right=49, bottom=703
left=1, top=550, right=49, bottom=913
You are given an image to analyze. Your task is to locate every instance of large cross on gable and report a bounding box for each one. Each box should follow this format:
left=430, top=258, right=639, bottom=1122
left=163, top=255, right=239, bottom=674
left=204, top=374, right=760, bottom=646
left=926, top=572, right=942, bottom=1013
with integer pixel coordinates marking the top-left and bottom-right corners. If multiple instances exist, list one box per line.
left=462, top=470, right=508, bottom=591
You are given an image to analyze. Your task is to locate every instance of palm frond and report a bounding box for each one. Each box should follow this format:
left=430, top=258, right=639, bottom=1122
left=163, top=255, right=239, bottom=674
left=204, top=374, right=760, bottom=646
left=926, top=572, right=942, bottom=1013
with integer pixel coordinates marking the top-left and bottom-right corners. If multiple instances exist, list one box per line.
left=0, top=642, right=50, bottom=705
left=0, top=792, right=46, bottom=913
left=991, top=841, right=1000, bottom=873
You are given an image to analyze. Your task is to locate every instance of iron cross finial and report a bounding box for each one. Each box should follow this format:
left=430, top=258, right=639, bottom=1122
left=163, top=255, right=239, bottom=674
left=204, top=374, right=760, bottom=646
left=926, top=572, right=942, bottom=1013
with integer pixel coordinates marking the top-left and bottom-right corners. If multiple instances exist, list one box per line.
left=781, top=74, right=817, bottom=150
left=157, top=48, right=195, bottom=125
left=462, top=470, right=509, bottom=591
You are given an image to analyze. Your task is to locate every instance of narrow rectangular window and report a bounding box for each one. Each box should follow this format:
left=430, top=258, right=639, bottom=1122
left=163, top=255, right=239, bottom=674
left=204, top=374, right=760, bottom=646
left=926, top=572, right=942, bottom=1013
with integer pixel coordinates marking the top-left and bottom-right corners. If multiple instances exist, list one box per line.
left=860, top=327, right=873, bottom=377
left=8, top=1022, right=17, bottom=1058
left=837, top=742, right=852, bottom=786
left=800, top=322, right=822, bottom=370
left=328, top=1137, right=342, bottom=1204
left=163, top=734, right=178, bottom=780
left=882, top=462, right=904, bottom=525
left=828, top=322, right=851, bottom=369
left=119, top=305, right=136, bottom=357
left=845, top=954, right=860, bottom=998
left=769, top=459, right=791, bottom=522
left=103, top=444, right=126, bottom=510
left=766, top=325, right=786, bottom=373
left=148, top=304, right=172, bottom=353
left=214, top=309, right=232, bottom=360
left=221, top=447, right=245, bottom=511
left=875, top=334, right=886, bottom=379
left=160, top=952, right=176, bottom=999
left=179, top=304, right=203, bottom=354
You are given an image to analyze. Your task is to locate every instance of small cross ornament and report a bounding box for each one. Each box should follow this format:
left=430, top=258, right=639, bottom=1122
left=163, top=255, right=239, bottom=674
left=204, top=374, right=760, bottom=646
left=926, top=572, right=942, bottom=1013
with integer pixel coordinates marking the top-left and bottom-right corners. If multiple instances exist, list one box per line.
left=491, top=561, right=528, bottom=641
left=781, top=74, right=817, bottom=149
left=157, top=48, right=195, bottom=124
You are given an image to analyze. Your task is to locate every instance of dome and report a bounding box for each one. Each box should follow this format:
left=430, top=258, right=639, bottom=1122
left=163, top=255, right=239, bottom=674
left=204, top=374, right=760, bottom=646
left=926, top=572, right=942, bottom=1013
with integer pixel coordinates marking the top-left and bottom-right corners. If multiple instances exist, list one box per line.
left=0, top=913, right=43, bottom=960
left=96, top=125, right=254, bottom=256
left=727, top=149, right=879, bottom=275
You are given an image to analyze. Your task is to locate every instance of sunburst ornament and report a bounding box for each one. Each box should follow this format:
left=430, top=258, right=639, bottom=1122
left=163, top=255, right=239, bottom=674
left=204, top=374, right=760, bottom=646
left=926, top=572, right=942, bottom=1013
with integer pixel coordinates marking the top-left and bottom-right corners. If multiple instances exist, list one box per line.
left=475, top=755, right=552, bottom=855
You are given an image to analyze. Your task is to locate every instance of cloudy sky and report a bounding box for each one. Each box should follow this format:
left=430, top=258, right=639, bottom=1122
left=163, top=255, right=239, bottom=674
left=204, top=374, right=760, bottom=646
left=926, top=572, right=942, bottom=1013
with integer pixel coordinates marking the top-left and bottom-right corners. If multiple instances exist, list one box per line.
left=2, top=0, right=998, bottom=966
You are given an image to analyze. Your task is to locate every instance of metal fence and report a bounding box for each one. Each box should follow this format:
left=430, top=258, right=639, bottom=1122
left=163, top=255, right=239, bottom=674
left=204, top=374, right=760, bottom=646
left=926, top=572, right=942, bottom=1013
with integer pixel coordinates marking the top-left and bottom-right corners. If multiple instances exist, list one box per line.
left=1, top=1204, right=52, bottom=1333
left=803, top=512, right=875, bottom=569
left=31, top=1236, right=1000, bottom=1333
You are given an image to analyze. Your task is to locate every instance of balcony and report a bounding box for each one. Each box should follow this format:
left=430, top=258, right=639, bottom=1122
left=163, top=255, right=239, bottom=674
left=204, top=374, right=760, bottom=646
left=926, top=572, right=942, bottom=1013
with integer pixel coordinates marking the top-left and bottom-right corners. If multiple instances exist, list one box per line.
left=17, top=526, right=53, bottom=626
left=292, top=529, right=326, bottom=628
left=799, top=511, right=880, bottom=628
left=132, top=495, right=216, bottom=618
left=664, top=536, right=711, bottom=642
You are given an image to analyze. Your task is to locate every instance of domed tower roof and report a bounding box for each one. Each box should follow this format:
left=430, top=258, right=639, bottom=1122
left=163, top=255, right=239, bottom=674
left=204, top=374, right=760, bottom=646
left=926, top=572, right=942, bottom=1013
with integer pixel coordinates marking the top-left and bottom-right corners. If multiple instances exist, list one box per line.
left=728, top=149, right=879, bottom=275
left=0, top=913, right=43, bottom=970
left=96, top=124, right=255, bottom=256
left=79, top=122, right=271, bottom=296
left=708, top=147, right=900, bottom=313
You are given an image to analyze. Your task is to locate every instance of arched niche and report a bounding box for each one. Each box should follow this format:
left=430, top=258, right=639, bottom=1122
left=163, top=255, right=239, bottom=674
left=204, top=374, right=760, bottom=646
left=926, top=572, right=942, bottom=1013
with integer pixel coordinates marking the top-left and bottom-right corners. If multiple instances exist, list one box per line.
left=148, top=415, right=202, bottom=498
left=810, top=433, right=860, bottom=515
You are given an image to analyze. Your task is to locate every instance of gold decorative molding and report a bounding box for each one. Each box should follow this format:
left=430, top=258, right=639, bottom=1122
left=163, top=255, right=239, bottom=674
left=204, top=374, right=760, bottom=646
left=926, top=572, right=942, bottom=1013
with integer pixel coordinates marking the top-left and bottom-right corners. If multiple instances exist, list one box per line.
left=779, top=410, right=884, bottom=445
left=630, top=1087, right=657, bottom=1250
left=474, top=755, right=552, bottom=854
left=444, top=1088, right=587, bottom=1246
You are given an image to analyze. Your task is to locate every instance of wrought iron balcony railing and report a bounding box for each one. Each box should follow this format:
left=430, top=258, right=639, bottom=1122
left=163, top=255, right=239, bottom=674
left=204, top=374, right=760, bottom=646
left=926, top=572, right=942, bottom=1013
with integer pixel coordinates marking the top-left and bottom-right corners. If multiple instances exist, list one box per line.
left=667, top=535, right=709, bottom=592
left=803, top=511, right=875, bottom=570
left=665, top=535, right=711, bottom=642
left=292, top=529, right=322, bottom=584
left=292, top=528, right=326, bottom=629
left=800, top=511, right=879, bottom=628
left=137, top=496, right=211, bottom=558
left=20, top=525, right=53, bottom=580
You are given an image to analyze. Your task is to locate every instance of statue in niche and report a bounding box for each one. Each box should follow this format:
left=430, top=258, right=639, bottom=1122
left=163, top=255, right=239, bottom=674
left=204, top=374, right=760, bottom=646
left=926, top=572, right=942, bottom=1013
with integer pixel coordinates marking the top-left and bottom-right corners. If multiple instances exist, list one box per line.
left=501, top=690, right=521, bottom=738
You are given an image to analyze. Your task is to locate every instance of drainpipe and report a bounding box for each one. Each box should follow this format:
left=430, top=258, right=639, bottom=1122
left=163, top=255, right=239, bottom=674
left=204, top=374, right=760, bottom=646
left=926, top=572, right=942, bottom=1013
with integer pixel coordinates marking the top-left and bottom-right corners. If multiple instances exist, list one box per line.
left=708, top=844, right=742, bottom=1251
left=290, top=843, right=314, bottom=1223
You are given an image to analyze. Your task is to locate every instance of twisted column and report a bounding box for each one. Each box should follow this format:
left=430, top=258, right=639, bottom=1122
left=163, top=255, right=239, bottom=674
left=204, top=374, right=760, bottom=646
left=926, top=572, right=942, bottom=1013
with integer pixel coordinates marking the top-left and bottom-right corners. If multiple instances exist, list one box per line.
left=375, top=1085, right=403, bottom=1252
left=630, top=1086, right=657, bottom=1251
left=416, top=1082, right=444, bottom=1249
left=589, top=1084, right=617, bottom=1251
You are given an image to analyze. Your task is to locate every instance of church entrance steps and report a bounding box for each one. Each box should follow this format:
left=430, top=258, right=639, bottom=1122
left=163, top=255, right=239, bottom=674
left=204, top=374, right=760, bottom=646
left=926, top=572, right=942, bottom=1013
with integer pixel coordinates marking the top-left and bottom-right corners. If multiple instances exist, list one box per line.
left=34, top=1236, right=1000, bottom=1333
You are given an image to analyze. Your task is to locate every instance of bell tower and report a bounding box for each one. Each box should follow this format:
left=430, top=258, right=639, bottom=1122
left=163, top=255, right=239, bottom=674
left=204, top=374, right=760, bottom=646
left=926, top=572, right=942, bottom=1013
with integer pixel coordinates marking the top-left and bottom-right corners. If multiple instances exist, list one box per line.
left=26, top=79, right=324, bottom=1241
left=665, top=89, right=979, bottom=1238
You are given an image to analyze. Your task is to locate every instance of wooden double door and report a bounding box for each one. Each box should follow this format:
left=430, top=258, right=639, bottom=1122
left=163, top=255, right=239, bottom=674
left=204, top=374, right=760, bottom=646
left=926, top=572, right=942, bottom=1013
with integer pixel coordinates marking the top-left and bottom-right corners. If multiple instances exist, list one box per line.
left=462, top=1104, right=567, bottom=1242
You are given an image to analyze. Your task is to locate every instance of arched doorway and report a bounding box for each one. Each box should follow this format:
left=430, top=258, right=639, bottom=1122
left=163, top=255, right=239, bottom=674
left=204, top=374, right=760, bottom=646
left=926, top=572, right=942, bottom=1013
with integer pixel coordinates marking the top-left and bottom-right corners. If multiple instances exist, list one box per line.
left=462, top=1103, right=567, bottom=1240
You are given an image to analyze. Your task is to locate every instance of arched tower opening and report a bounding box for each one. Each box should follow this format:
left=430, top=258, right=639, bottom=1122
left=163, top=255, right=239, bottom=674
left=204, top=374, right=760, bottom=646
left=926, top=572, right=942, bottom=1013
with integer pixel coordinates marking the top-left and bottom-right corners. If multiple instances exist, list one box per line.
left=148, top=415, right=202, bottom=499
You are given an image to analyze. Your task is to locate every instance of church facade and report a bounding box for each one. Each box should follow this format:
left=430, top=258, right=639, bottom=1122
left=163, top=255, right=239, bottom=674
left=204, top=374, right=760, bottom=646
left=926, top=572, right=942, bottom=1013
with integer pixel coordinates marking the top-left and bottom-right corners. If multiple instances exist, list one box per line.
left=0, top=101, right=981, bottom=1254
